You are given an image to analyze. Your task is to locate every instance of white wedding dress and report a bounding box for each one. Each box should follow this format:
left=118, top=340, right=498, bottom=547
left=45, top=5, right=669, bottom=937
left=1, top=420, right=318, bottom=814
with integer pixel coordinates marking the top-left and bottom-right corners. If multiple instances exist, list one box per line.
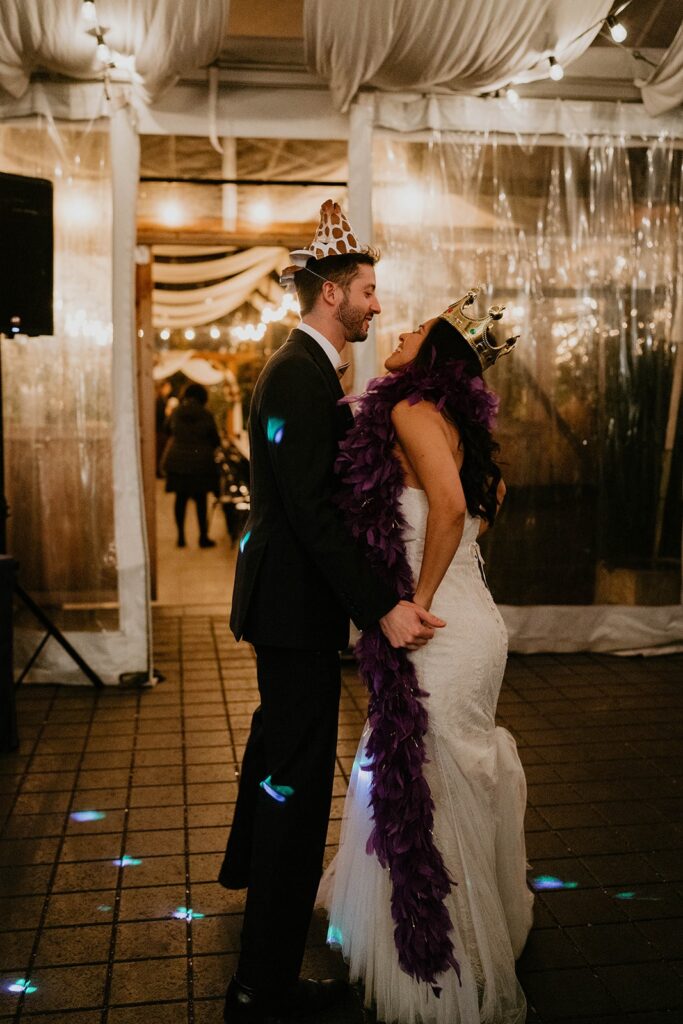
left=320, top=488, right=534, bottom=1024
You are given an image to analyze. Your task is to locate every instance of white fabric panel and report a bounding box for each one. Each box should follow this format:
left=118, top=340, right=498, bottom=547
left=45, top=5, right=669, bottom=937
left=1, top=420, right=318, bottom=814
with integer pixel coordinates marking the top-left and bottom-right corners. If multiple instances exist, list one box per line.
left=502, top=605, right=683, bottom=654
left=0, top=0, right=229, bottom=105
left=109, top=105, right=149, bottom=678
left=347, top=96, right=377, bottom=394
left=305, top=0, right=611, bottom=112
left=153, top=246, right=283, bottom=285
left=373, top=94, right=683, bottom=139
left=640, top=21, right=683, bottom=117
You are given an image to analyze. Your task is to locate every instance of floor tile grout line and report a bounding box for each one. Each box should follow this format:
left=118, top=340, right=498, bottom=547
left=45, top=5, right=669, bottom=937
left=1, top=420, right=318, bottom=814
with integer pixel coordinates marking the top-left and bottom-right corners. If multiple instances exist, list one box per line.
left=0, top=686, right=61, bottom=839
left=180, top=616, right=196, bottom=1024
left=10, top=684, right=101, bottom=1023
left=98, top=684, right=144, bottom=1024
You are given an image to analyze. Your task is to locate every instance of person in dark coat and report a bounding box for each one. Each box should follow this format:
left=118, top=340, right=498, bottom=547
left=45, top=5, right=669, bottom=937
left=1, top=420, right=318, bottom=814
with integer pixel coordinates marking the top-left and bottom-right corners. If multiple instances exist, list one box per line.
left=219, top=201, right=444, bottom=1024
left=163, top=382, right=221, bottom=548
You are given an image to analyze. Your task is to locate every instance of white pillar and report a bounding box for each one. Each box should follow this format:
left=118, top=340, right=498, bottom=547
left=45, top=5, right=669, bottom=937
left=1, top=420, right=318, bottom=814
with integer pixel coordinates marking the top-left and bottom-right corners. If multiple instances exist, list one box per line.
left=348, top=94, right=376, bottom=392
left=110, top=104, right=149, bottom=675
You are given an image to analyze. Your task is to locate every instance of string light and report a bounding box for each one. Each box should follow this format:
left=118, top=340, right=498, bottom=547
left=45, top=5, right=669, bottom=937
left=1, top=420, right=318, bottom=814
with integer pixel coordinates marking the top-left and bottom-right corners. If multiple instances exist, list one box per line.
left=607, top=15, right=627, bottom=43
left=82, top=1, right=97, bottom=26
left=209, top=325, right=221, bottom=340
left=231, top=293, right=299, bottom=342
left=505, top=87, right=520, bottom=106
left=184, top=328, right=196, bottom=341
left=548, top=56, right=564, bottom=81
left=159, top=328, right=171, bottom=341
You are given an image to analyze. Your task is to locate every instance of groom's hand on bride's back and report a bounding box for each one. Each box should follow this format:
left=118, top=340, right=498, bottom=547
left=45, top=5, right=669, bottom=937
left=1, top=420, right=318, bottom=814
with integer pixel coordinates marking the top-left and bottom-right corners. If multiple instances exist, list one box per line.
left=379, top=600, right=445, bottom=650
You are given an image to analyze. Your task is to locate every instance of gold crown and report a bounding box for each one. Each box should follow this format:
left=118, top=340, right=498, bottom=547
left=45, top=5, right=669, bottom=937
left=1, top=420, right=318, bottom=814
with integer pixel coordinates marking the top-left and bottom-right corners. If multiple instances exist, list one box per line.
left=439, top=288, right=518, bottom=370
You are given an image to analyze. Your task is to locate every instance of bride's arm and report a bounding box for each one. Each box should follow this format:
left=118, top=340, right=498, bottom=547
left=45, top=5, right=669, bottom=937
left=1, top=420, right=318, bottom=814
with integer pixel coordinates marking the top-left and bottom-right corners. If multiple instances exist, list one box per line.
left=391, top=399, right=466, bottom=612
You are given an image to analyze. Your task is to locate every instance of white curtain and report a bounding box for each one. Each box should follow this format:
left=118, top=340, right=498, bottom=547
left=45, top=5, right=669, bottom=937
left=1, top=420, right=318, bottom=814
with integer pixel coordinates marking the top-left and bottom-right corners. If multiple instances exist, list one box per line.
left=305, top=0, right=611, bottom=112
left=641, top=20, right=683, bottom=117
left=0, top=0, right=229, bottom=105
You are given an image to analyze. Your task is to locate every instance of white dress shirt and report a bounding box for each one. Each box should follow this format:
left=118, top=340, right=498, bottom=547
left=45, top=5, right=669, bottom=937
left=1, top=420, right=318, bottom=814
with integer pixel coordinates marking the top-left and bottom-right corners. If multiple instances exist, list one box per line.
left=297, top=321, right=342, bottom=371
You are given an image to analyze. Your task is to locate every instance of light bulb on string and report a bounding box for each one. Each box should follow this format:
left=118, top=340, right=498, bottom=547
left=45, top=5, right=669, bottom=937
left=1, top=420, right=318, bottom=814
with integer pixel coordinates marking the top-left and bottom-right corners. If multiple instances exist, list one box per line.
left=505, top=87, right=520, bottom=106
left=82, top=1, right=98, bottom=25
left=209, top=326, right=221, bottom=340
left=548, top=56, right=564, bottom=81
left=184, top=328, right=196, bottom=342
left=607, top=15, right=627, bottom=43
left=96, top=35, right=112, bottom=64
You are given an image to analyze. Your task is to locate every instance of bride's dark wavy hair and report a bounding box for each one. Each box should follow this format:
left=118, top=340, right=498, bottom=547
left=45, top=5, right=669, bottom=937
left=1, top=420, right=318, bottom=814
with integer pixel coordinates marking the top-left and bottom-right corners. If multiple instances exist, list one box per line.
left=410, top=318, right=502, bottom=527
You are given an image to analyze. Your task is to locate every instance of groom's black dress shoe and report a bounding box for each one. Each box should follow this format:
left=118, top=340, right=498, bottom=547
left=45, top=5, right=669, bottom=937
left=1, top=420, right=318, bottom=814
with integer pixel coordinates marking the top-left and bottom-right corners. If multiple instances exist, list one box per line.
left=223, top=977, right=284, bottom=1023
left=224, top=975, right=348, bottom=1022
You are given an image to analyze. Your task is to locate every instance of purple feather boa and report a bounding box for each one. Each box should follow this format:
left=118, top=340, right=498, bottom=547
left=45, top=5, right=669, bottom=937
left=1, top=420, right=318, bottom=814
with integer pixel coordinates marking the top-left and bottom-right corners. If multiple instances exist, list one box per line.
left=335, top=359, right=498, bottom=989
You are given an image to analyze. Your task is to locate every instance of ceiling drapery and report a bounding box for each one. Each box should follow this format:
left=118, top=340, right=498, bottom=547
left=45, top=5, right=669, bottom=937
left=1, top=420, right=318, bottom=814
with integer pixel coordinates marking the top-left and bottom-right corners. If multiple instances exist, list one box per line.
left=641, top=20, right=683, bottom=117
left=0, top=0, right=229, bottom=104
left=152, top=246, right=287, bottom=329
left=305, top=0, right=612, bottom=112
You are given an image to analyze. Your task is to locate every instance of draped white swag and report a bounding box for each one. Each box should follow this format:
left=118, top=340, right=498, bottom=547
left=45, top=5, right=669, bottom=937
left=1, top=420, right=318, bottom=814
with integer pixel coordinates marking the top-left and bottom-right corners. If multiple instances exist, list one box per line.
left=305, top=0, right=613, bottom=112
left=0, top=0, right=229, bottom=105
left=641, top=19, right=683, bottom=117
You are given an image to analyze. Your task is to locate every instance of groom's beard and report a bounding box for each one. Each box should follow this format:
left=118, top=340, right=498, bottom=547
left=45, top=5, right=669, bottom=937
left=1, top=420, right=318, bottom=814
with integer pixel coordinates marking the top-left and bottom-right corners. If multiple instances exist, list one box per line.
left=336, top=295, right=372, bottom=342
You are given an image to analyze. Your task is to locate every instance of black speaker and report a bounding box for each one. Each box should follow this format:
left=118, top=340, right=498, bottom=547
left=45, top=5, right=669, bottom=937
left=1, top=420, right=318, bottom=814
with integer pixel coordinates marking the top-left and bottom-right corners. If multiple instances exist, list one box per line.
left=0, top=172, right=54, bottom=337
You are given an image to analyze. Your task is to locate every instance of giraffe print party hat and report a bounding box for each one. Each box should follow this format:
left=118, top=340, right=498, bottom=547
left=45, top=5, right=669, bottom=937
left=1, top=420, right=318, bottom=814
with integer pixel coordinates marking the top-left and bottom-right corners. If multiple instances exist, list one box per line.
left=288, top=200, right=365, bottom=268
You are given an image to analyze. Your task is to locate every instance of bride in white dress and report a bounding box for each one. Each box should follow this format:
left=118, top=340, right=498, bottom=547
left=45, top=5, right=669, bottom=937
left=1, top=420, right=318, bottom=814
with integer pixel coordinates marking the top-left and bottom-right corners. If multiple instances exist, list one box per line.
left=320, top=292, right=534, bottom=1024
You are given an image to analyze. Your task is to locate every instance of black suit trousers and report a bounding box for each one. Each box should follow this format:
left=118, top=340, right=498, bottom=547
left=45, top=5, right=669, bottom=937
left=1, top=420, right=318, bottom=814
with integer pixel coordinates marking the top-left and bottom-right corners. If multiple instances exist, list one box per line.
left=218, top=646, right=341, bottom=995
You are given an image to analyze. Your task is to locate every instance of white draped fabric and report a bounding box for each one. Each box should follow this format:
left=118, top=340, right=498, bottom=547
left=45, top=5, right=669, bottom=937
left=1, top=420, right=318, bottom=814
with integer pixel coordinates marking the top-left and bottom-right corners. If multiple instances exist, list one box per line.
left=641, top=20, right=683, bottom=117
left=0, top=0, right=229, bottom=106
left=153, top=350, right=237, bottom=387
left=152, top=248, right=287, bottom=328
left=305, top=0, right=612, bottom=112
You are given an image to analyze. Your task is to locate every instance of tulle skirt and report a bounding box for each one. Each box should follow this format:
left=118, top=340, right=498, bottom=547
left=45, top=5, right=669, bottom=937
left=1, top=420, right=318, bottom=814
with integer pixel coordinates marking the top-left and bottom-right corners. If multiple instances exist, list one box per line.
left=319, top=721, right=533, bottom=1024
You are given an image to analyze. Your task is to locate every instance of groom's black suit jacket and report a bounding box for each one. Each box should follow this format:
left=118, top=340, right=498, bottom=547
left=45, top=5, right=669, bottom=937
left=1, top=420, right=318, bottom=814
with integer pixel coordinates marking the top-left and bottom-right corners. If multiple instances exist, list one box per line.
left=230, top=328, right=396, bottom=650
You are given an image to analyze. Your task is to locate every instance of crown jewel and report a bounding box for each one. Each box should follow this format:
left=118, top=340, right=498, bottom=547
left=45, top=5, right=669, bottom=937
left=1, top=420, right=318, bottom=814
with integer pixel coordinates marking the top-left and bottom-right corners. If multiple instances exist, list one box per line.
left=439, top=287, right=518, bottom=370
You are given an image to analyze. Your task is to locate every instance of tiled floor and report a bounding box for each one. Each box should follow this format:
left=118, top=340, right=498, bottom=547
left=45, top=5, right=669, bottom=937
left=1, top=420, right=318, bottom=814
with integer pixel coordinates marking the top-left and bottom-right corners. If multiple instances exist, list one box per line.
left=1, top=617, right=681, bottom=1023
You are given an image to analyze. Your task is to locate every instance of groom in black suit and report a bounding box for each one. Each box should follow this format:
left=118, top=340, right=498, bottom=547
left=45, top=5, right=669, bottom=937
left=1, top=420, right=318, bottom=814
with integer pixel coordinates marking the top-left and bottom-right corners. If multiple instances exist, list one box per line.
left=221, top=203, right=444, bottom=1023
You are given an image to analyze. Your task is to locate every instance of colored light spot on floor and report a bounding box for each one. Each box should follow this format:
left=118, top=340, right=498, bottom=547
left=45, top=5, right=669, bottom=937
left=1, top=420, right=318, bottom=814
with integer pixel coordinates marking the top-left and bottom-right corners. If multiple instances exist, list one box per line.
left=266, top=417, right=285, bottom=444
left=7, top=979, right=37, bottom=994
left=531, top=875, right=578, bottom=891
left=260, top=775, right=294, bottom=803
left=239, top=530, right=251, bottom=553
left=173, top=906, right=205, bottom=921
left=327, top=925, right=343, bottom=946
left=98, top=905, right=112, bottom=912
left=70, top=810, right=106, bottom=822
left=113, top=856, right=142, bottom=867
left=615, top=891, right=636, bottom=900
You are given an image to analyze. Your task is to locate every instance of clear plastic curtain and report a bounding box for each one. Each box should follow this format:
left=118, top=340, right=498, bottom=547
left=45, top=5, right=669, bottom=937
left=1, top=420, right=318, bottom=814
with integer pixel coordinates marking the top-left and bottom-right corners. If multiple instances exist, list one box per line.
left=374, top=133, right=682, bottom=611
left=0, top=118, right=118, bottom=627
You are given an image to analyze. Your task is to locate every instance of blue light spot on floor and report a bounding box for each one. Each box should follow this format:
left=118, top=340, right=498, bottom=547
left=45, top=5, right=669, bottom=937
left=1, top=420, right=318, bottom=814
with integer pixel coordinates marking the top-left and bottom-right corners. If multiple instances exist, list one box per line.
left=113, top=856, right=142, bottom=867
left=531, top=875, right=578, bottom=891
left=7, top=979, right=37, bottom=994
left=327, top=925, right=343, bottom=946
left=173, top=906, right=205, bottom=921
left=239, top=530, right=251, bottom=553
left=70, top=811, right=106, bottom=822
left=266, top=417, right=285, bottom=443
left=98, top=905, right=112, bottom=912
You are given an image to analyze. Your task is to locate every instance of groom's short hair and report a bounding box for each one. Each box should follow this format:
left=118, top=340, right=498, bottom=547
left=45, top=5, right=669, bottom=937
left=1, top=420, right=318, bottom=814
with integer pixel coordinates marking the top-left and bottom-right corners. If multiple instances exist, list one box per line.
left=294, top=250, right=379, bottom=316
